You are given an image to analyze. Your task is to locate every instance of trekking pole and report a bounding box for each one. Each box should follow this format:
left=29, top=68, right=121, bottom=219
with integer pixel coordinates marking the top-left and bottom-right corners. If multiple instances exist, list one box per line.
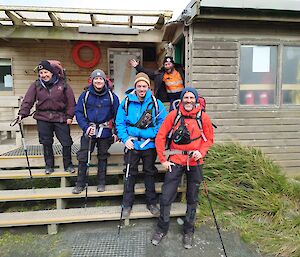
left=84, top=127, right=94, bottom=208
left=196, top=160, right=228, bottom=257
left=10, top=118, right=34, bottom=189
left=118, top=149, right=131, bottom=236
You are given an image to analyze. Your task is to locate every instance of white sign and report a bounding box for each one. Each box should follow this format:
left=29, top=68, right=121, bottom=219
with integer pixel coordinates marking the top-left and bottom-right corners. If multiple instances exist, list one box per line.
left=4, top=74, right=13, bottom=88
left=252, top=46, right=270, bottom=73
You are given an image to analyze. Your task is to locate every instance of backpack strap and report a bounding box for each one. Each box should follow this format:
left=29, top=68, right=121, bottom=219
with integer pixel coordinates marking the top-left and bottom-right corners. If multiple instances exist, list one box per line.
left=125, top=94, right=159, bottom=118
left=83, top=90, right=90, bottom=119
left=196, top=110, right=207, bottom=142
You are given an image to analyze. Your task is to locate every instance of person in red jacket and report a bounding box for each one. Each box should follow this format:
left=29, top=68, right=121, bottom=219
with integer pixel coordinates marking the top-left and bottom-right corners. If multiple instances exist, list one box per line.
left=151, top=87, right=214, bottom=249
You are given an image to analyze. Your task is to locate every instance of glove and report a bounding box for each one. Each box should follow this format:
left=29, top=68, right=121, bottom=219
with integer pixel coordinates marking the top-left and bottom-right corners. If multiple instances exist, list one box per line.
left=85, top=125, right=96, bottom=137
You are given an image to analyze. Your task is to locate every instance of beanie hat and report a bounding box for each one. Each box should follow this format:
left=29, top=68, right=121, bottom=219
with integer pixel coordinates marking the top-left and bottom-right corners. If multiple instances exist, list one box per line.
left=38, top=60, right=54, bottom=73
left=163, top=56, right=175, bottom=64
left=90, top=69, right=106, bottom=82
left=180, top=87, right=199, bottom=102
left=134, top=72, right=150, bottom=87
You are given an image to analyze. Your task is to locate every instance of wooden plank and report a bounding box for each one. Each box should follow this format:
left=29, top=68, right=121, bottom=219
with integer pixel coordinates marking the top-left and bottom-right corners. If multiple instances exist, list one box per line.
left=206, top=104, right=237, bottom=111
left=275, top=160, right=300, bottom=167
left=192, top=81, right=238, bottom=89
left=259, top=146, right=300, bottom=154
left=193, top=74, right=238, bottom=81
left=0, top=96, right=20, bottom=107
left=0, top=182, right=184, bottom=202
left=0, top=164, right=165, bottom=179
left=192, top=41, right=238, bottom=50
left=225, top=139, right=300, bottom=147
left=217, top=124, right=300, bottom=133
left=192, top=66, right=237, bottom=74
left=204, top=96, right=237, bottom=104
left=0, top=202, right=186, bottom=227
left=193, top=50, right=238, bottom=58
left=212, top=118, right=300, bottom=126
left=209, top=110, right=300, bottom=119
left=267, top=153, right=300, bottom=161
left=215, top=132, right=300, bottom=141
left=197, top=89, right=237, bottom=97
left=192, top=58, right=238, bottom=66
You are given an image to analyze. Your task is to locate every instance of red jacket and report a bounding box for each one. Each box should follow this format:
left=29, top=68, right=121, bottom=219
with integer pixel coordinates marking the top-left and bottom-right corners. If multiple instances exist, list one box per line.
left=155, top=103, right=214, bottom=166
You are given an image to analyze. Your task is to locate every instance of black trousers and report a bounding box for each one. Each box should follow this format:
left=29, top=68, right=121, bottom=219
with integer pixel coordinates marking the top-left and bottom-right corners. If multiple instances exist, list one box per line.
left=122, top=148, right=158, bottom=207
left=157, top=164, right=203, bottom=234
left=76, top=135, right=113, bottom=187
left=37, top=120, right=73, bottom=169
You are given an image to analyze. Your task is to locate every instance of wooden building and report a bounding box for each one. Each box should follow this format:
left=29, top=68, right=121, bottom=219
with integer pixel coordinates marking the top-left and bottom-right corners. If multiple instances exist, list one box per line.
left=0, top=2, right=299, bottom=175
left=0, top=5, right=172, bottom=152
left=163, top=0, right=300, bottom=176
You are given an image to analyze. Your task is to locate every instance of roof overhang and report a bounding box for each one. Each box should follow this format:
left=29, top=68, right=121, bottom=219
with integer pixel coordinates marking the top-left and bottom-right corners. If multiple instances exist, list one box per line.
left=0, top=5, right=172, bottom=42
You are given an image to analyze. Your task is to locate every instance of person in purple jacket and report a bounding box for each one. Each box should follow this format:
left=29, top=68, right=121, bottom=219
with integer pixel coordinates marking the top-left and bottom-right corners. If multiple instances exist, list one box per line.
left=18, top=60, right=76, bottom=174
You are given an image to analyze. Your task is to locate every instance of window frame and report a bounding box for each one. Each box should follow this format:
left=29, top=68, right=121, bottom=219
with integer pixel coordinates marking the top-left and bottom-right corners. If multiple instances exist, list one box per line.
left=0, top=57, right=13, bottom=94
left=238, top=42, right=300, bottom=109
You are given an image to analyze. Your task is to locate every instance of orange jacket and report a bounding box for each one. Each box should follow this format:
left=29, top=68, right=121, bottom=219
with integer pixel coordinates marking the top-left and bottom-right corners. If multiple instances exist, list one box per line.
left=155, top=103, right=214, bottom=166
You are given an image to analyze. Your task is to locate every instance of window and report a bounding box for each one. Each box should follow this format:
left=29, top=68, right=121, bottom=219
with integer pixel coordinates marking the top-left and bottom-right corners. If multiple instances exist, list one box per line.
left=240, top=46, right=277, bottom=106
left=240, top=45, right=300, bottom=107
left=0, top=59, right=13, bottom=92
left=282, top=46, right=300, bottom=105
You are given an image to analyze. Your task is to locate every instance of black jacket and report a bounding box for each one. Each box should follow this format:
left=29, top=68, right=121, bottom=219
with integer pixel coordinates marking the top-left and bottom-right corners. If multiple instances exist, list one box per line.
left=135, top=63, right=185, bottom=103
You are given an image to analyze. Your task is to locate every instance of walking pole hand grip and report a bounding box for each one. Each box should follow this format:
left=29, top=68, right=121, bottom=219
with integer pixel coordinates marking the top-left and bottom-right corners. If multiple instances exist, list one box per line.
left=10, top=117, right=19, bottom=127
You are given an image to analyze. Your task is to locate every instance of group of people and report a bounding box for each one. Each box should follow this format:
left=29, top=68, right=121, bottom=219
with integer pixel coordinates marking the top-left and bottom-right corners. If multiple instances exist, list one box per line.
left=17, top=56, right=214, bottom=249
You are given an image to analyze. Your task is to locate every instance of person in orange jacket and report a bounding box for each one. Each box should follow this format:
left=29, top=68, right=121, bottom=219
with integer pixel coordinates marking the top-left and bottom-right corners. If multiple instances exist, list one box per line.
left=151, top=87, right=214, bottom=249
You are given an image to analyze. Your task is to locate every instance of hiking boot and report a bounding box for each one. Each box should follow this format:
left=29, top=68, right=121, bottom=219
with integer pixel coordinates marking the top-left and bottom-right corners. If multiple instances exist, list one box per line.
left=97, top=184, right=105, bottom=192
left=147, top=204, right=160, bottom=216
left=151, top=231, right=166, bottom=246
left=45, top=167, right=54, bottom=175
left=72, top=185, right=85, bottom=194
left=183, top=233, right=193, bottom=249
left=122, top=206, right=132, bottom=218
left=64, top=165, right=75, bottom=173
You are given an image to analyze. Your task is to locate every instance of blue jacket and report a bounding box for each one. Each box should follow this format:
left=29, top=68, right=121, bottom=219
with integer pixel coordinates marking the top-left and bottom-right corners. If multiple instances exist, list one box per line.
left=75, top=84, right=120, bottom=138
left=116, top=88, right=167, bottom=150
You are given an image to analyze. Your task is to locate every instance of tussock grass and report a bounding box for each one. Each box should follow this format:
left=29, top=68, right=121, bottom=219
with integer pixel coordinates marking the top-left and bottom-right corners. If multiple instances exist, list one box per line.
left=197, top=143, right=300, bottom=257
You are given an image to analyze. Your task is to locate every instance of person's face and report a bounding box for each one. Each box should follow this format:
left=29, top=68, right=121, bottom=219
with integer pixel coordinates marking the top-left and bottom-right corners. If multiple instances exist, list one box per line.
left=93, top=76, right=105, bottom=91
left=39, top=69, right=53, bottom=82
left=182, top=92, right=196, bottom=112
left=164, top=61, right=174, bottom=73
left=135, top=81, right=149, bottom=99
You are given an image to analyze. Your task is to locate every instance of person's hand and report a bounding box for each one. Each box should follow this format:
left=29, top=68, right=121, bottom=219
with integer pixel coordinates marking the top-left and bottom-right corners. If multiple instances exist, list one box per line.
left=191, top=150, right=202, bottom=161
left=125, top=138, right=134, bottom=150
left=129, top=59, right=139, bottom=68
left=66, top=118, right=73, bottom=125
left=162, top=161, right=175, bottom=172
left=86, top=126, right=96, bottom=137
left=112, top=133, right=118, bottom=143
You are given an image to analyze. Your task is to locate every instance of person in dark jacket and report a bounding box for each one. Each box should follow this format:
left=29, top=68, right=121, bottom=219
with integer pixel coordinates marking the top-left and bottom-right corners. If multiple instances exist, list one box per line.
left=129, top=56, right=185, bottom=110
left=151, top=87, right=214, bottom=249
left=72, top=69, right=119, bottom=194
left=18, top=60, right=76, bottom=174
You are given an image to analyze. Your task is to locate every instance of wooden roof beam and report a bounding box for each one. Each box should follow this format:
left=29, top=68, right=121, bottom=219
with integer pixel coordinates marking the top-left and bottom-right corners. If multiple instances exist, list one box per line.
left=90, top=14, right=97, bottom=26
left=4, top=10, right=26, bottom=26
left=128, top=15, right=133, bottom=28
left=154, top=14, right=165, bottom=29
left=48, top=12, right=62, bottom=27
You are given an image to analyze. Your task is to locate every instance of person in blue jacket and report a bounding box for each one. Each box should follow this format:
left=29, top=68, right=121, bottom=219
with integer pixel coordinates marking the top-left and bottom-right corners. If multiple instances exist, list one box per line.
left=72, top=69, right=119, bottom=194
left=116, top=72, right=167, bottom=218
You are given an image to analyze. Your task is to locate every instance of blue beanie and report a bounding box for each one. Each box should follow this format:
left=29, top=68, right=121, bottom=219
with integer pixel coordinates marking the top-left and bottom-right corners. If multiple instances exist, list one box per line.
left=180, top=87, right=199, bottom=102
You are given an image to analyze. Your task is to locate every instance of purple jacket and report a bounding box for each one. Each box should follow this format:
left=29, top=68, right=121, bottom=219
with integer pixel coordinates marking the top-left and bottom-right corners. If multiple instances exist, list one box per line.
left=19, top=79, right=76, bottom=123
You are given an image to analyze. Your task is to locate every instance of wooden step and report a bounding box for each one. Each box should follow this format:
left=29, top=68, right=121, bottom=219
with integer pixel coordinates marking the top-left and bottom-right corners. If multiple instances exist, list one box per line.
left=0, top=202, right=186, bottom=227
left=0, top=183, right=185, bottom=202
left=0, top=165, right=165, bottom=179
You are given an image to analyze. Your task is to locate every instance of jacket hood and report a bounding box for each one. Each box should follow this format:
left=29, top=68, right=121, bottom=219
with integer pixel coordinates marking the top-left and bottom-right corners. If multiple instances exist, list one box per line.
left=125, top=87, right=153, bottom=102
left=178, top=102, right=201, bottom=117
left=88, top=83, right=109, bottom=96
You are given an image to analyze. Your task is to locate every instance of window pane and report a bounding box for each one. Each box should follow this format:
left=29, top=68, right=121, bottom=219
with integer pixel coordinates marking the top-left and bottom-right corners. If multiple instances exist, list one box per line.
left=240, top=46, right=277, bottom=105
left=0, top=58, right=13, bottom=91
left=282, top=46, right=300, bottom=105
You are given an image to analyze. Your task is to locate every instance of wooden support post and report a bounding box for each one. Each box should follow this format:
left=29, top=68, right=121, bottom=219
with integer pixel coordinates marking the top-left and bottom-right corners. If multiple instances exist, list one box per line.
left=124, top=218, right=130, bottom=226
left=47, top=224, right=58, bottom=235
left=56, top=198, right=66, bottom=209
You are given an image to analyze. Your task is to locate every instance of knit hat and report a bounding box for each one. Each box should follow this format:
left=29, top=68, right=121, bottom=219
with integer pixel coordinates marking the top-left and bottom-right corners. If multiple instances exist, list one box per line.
left=134, top=72, right=150, bottom=87
left=90, top=69, right=106, bottom=82
left=180, top=87, right=199, bottom=102
left=163, top=56, right=175, bottom=64
left=38, top=60, right=54, bottom=73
